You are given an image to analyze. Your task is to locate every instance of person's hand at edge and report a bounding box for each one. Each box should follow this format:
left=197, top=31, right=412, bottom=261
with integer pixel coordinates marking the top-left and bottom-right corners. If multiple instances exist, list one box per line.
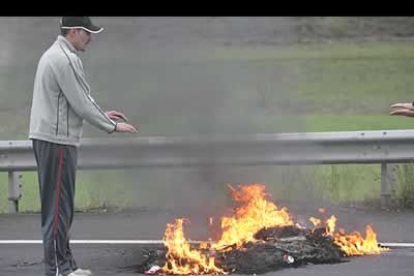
left=390, top=102, right=414, bottom=117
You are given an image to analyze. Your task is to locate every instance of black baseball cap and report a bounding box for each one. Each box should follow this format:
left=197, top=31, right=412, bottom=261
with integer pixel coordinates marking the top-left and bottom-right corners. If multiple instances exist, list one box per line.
left=60, top=17, right=104, bottom=34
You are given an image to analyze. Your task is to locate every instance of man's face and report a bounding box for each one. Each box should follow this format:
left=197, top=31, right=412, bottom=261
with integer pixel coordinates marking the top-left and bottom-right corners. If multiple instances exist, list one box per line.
left=72, top=29, right=92, bottom=51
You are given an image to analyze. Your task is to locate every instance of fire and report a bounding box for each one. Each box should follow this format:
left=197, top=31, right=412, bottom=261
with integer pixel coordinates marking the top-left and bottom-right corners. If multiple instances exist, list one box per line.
left=309, top=216, right=321, bottom=227
left=160, top=183, right=388, bottom=275
left=212, top=184, right=294, bottom=249
left=317, top=214, right=389, bottom=256
left=162, top=218, right=226, bottom=275
left=333, top=225, right=389, bottom=256
left=325, top=215, right=337, bottom=235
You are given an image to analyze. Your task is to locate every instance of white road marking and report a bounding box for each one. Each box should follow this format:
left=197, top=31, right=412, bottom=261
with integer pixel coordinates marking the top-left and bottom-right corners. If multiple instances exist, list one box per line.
left=0, top=240, right=204, bottom=244
left=0, top=240, right=412, bottom=248
left=379, top=242, right=414, bottom=248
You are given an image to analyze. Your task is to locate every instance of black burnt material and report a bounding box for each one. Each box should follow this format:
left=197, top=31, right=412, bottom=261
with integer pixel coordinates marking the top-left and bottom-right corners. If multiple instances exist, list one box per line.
left=137, top=226, right=347, bottom=275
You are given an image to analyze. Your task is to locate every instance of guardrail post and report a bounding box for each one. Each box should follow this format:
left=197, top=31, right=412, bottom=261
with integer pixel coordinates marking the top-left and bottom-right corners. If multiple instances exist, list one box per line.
left=8, top=171, right=22, bottom=214
left=381, top=163, right=396, bottom=209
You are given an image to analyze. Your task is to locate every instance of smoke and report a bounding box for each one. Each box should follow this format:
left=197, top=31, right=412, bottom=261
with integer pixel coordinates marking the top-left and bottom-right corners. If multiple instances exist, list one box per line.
left=1, top=17, right=330, bottom=218
left=70, top=17, right=313, bottom=218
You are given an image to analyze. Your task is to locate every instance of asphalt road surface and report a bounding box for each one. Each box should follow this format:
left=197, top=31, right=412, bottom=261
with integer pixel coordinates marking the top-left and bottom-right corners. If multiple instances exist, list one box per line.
left=1, top=203, right=414, bottom=276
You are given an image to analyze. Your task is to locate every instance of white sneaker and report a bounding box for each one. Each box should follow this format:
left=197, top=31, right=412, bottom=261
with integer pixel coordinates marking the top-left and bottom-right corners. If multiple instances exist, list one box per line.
left=58, top=273, right=78, bottom=276
left=58, top=268, right=92, bottom=276
left=72, top=268, right=92, bottom=275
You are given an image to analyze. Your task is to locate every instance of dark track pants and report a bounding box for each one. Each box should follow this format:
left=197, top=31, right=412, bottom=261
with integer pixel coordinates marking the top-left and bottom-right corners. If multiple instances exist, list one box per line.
left=32, top=139, right=79, bottom=276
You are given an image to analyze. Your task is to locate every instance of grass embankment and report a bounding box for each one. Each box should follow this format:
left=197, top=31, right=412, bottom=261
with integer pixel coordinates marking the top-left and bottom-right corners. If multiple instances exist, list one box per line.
left=2, top=41, right=414, bottom=213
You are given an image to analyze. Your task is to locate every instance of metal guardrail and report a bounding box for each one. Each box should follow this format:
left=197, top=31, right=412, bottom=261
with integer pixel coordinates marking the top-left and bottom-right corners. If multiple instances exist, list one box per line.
left=2, top=129, right=414, bottom=213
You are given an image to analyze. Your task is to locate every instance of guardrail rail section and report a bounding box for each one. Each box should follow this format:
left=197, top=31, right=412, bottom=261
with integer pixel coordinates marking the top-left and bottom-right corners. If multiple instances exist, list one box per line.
left=2, top=130, right=413, bottom=213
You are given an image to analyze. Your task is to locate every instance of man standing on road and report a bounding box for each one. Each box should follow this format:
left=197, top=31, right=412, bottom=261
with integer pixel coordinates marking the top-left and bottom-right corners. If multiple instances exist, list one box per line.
left=29, top=17, right=138, bottom=276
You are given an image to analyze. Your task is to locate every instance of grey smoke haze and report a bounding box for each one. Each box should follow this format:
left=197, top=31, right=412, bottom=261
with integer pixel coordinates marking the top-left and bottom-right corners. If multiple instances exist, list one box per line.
left=0, top=17, right=366, bottom=218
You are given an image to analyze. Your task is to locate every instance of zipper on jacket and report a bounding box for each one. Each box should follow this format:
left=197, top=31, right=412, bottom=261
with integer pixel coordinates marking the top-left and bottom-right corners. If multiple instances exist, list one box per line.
left=56, top=92, right=61, bottom=135
left=67, top=104, right=69, bottom=137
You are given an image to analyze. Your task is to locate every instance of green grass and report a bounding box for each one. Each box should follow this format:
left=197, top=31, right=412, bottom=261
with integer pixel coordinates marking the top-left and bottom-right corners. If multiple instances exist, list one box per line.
left=395, top=163, right=414, bottom=208
left=213, top=41, right=414, bottom=61
left=5, top=170, right=159, bottom=213
left=263, top=164, right=381, bottom=203
left=4, top=40, right=414, bottom=213
left=304, top=115, right=414, bottom=132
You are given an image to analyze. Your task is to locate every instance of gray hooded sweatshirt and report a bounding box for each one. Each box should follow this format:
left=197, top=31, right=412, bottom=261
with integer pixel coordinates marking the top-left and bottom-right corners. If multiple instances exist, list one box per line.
left=29, top=35, right=117, bottom=147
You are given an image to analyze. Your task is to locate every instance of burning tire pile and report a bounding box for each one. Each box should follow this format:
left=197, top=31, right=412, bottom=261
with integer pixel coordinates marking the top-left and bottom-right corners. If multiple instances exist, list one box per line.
left=137, top=184, right=389, bottom=275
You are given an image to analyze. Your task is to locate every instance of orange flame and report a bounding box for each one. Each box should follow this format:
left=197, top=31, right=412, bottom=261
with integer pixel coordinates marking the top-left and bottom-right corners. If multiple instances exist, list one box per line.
left=162, top=218, right=226, bottom=275
left=325, top=215, right=337, bottom=236
left=213, top=184, right=294, bottom=249
left=320, top=214, right=389, bottom=256
left=333, top=225, right=389, bottom=256
left=309, top=216, right=321, bottom=227
left=160, top=184, right=388, bottom=275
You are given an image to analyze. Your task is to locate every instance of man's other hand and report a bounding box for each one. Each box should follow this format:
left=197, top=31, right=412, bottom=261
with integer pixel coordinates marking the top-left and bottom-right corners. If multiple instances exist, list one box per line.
left=105, top=110, right=128, bottom=122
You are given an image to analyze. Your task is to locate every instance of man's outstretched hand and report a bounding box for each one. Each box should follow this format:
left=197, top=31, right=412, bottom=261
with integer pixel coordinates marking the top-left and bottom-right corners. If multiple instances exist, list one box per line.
left=106, top=110, right=138, bottom=133
left=390, top=103, right=414, bottom=117
left=116, top=122, right=138, bottom=133
left=105, top=110, right=128, bottom=122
